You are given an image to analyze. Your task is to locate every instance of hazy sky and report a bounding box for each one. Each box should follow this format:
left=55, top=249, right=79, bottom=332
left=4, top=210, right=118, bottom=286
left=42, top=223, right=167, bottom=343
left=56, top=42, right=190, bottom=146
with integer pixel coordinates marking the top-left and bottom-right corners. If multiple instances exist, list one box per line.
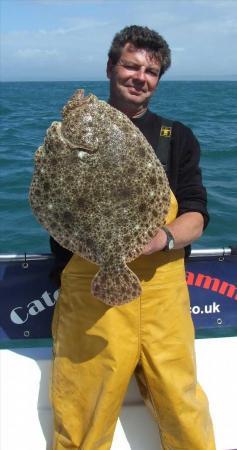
left=1, top=0, right=237, bottom=81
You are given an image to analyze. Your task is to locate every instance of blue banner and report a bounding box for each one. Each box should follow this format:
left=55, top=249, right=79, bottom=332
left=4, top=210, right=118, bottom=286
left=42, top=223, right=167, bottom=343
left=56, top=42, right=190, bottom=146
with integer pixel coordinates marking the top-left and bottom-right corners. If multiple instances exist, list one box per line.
left=0, top=254, right=236, bottom=347
left=186, top=255, right=237, bottom=337
left=0, top=256, right=58, bottom=346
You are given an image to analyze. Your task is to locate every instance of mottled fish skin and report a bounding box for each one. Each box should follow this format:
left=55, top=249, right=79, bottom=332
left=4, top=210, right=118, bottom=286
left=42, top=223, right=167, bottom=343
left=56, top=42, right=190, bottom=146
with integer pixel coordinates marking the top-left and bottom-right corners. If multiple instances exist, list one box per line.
left=29, top=89, right=170, bottom=305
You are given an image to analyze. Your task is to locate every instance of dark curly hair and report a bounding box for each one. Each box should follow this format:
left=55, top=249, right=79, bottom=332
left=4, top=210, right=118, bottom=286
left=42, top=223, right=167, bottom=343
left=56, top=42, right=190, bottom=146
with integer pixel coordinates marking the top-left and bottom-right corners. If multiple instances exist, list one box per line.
left=108, top=25, right=171, bottom=78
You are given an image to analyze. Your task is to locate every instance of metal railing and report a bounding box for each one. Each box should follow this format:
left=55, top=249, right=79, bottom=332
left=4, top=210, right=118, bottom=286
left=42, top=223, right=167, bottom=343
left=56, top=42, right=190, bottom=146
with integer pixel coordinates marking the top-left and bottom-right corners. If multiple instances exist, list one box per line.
left=0, top=246, right=236, bottom=262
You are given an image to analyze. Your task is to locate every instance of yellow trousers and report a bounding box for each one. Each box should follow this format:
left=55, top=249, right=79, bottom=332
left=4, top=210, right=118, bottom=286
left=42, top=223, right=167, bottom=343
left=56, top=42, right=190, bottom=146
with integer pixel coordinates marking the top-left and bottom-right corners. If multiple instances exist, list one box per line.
left=51, top=192, right=216, bottom=449
left=51, top=250, right=216, bottom=450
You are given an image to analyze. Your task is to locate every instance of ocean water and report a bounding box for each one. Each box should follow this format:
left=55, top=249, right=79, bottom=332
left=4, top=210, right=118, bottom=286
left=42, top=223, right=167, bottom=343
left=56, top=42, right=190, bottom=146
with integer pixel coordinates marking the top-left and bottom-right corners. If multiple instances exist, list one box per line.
left=0, top=81, right=236, bottom=254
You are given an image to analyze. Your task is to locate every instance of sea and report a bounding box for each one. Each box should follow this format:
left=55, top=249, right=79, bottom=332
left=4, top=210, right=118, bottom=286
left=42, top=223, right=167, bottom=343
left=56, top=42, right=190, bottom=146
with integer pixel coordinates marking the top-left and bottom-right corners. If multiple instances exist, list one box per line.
left=0, top=81, right=236, bottom=254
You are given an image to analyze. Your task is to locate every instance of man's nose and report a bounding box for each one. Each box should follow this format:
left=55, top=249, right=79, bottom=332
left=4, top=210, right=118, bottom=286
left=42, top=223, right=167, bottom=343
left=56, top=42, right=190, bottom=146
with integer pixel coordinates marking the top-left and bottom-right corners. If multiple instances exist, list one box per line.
left=133, top=68, right=146, bottom=82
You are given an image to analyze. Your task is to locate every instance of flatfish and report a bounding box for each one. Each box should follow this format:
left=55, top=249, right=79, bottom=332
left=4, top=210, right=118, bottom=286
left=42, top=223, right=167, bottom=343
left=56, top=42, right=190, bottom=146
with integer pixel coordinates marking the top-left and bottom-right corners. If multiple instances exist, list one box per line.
left=29, top=89, right=170, bottom=305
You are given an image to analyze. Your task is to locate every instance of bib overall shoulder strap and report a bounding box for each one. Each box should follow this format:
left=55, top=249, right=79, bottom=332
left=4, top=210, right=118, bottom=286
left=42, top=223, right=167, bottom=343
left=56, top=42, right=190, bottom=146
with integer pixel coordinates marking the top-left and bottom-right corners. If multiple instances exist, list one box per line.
left=157, top=117, right=173, bottom=173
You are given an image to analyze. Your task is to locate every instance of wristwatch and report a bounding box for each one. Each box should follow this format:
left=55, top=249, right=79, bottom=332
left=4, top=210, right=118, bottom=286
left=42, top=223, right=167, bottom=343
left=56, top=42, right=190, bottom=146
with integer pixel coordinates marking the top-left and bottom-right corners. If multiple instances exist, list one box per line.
left=161, top=226, right=175, bottom=251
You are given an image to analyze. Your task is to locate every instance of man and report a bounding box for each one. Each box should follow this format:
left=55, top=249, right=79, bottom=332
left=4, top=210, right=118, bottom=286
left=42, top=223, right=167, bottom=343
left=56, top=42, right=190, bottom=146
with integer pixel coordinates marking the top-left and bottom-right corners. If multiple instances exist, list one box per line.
left=50, top=26, right=216, bottom=449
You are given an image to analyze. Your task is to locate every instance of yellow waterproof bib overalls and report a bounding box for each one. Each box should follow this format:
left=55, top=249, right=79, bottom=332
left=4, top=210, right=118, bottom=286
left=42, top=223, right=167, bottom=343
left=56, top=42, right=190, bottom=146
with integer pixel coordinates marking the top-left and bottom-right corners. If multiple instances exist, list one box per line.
left=51, top=192, right=216, bottom=450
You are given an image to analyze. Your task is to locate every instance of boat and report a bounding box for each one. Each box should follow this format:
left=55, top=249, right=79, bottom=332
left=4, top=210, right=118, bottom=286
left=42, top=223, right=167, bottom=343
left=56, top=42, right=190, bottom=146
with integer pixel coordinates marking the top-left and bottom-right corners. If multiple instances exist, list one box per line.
left=0, top=247, right=237, bottom=450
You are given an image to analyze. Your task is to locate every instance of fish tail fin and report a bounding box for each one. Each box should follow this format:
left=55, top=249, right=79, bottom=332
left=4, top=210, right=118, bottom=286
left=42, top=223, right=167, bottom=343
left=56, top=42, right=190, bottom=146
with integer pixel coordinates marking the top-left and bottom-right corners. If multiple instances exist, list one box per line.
left=91, top=263, right=141, bottom=306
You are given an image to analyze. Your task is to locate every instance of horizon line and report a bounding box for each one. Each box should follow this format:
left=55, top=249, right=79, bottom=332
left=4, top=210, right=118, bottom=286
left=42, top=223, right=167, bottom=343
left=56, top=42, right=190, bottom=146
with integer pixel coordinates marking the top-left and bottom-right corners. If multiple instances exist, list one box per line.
left=1, top=78, right=237, bottom=83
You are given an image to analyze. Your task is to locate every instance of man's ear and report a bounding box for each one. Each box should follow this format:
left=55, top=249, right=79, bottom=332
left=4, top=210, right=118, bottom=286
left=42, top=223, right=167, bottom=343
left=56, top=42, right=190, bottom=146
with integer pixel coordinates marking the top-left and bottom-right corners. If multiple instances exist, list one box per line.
left=106, top=58, right=113, bottom=79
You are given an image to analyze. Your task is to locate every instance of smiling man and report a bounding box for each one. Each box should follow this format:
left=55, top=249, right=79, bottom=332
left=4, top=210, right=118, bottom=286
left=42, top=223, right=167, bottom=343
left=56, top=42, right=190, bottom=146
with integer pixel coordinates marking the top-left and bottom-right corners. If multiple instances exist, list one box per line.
left=50, top=26, right=216, bottom=450
left=107, top=42, right=161, bottom=117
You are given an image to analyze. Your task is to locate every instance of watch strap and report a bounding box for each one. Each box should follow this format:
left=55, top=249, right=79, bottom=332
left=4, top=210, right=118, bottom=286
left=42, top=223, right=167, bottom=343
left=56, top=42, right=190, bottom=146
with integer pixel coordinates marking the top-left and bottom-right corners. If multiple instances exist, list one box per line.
left=161, top=226, right=175, bottom=251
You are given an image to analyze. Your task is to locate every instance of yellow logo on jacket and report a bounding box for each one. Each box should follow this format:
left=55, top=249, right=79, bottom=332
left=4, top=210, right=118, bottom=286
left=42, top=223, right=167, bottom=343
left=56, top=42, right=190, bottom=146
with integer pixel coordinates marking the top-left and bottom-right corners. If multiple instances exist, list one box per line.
left=160, top=126, right=172, bottom=137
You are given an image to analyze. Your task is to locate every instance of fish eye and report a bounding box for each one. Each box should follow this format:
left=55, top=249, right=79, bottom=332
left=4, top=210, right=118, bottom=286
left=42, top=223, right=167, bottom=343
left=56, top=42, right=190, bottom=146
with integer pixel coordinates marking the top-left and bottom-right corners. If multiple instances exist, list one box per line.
left=77, top=150, right=89, bottom=160
left=72, top=147, right=99, bottom=159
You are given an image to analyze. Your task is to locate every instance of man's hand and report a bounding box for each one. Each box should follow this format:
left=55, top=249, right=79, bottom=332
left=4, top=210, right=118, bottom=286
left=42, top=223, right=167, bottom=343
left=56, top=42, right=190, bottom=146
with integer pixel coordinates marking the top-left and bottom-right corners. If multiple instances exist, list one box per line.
left=142, top=212, right=204, bottom=255
left=142, top=228, right=167, bottom=255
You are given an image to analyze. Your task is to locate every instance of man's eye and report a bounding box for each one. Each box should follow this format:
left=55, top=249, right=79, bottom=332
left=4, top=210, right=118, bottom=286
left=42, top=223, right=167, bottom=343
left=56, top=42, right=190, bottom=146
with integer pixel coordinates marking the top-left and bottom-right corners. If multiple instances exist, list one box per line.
left=147, top=70, right=159, bottom=76
left=125, top=65, right=137, bottom=70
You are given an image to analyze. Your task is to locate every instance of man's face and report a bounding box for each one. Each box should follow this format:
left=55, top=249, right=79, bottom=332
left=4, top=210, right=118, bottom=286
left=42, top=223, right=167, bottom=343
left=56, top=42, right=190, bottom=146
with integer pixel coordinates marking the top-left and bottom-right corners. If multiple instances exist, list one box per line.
left=107, top=42, right=161, bottom=111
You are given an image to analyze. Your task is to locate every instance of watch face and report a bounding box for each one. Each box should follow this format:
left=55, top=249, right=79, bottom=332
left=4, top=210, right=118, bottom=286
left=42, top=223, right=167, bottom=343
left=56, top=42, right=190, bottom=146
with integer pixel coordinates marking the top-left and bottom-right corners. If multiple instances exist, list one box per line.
left=162, top=226, right=175, bottom=251
left=168, top=238, right=175, bottom=250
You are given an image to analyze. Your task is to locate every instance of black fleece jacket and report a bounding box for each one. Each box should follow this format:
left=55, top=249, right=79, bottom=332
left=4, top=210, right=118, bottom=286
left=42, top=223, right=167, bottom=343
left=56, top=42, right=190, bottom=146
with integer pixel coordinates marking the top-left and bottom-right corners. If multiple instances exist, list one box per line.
left=131, top=109, right=209, bottom=226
